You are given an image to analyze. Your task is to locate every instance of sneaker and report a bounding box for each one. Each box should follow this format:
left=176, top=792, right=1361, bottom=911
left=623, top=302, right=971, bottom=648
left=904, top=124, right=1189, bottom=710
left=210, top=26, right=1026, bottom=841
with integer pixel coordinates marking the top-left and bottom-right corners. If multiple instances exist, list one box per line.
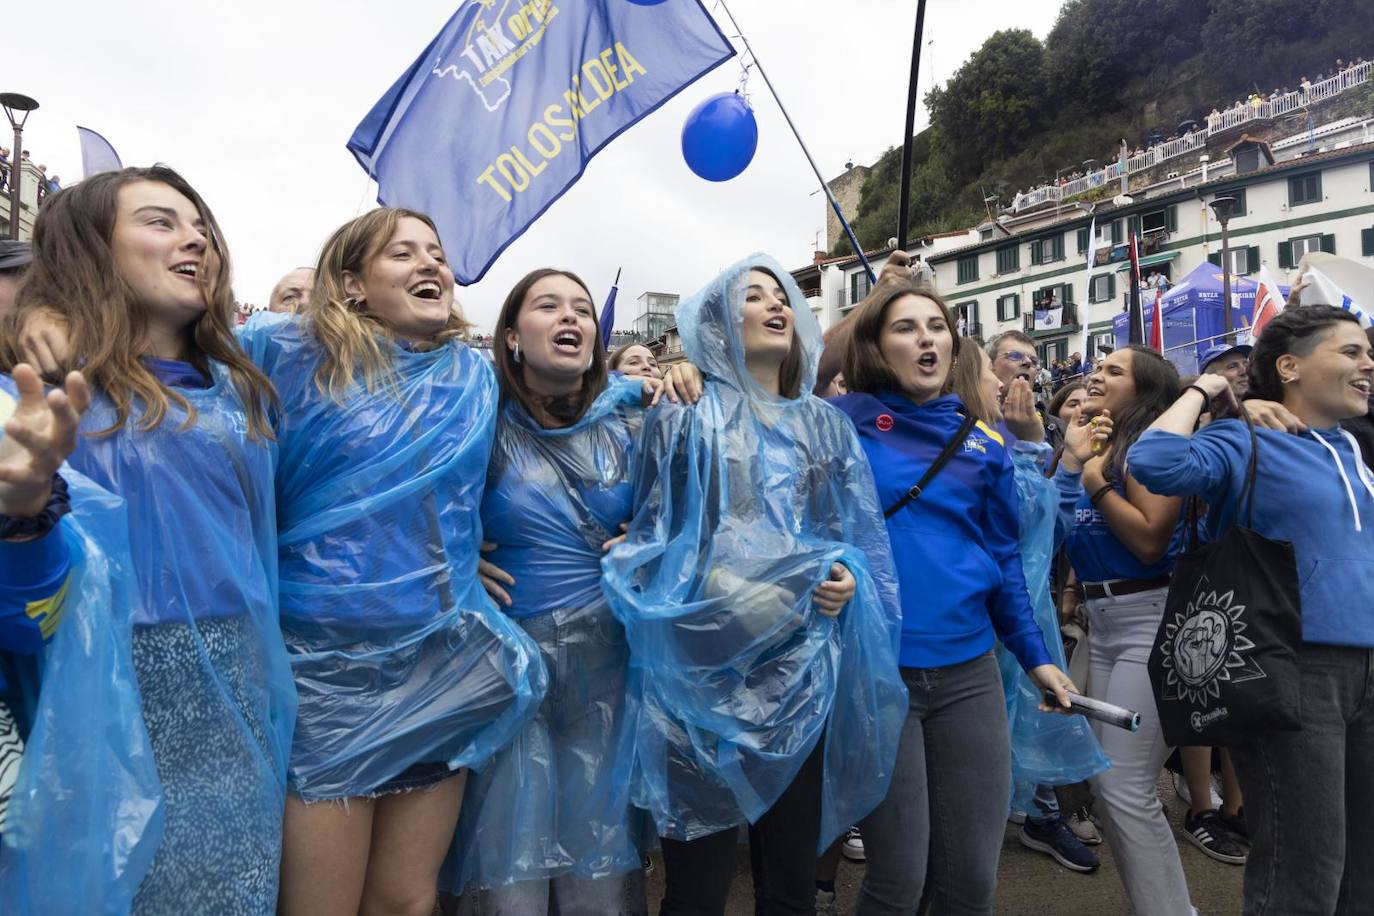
left=1220, top=808, right=1248, bottom=843
left=1172, top=771, right=1223, bottom=810
left=1182, top=810, right=1248, bottom=865
left=1008, top=810, right=1028, bottom=825
left=1068, top=805, right=1102, bottom=846
left=1019, top=817, right=1101, bottom=873
left=815, top=888, right=838, bottom=916
left=841, top=826, right=865, bottom=862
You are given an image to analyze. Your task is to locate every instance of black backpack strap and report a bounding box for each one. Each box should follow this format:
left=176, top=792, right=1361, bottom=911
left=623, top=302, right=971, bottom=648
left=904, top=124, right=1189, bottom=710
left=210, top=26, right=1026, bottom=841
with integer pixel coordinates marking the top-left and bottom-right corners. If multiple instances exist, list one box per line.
left=884, top=413, right=978, bottom=519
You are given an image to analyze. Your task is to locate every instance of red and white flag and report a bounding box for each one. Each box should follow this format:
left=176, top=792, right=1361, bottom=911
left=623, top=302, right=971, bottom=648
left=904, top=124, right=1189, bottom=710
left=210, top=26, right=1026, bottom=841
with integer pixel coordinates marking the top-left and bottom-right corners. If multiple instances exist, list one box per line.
left=1149, top=288, right=1164, bottom=352
left=1250, top=266, right=1286, bottom=343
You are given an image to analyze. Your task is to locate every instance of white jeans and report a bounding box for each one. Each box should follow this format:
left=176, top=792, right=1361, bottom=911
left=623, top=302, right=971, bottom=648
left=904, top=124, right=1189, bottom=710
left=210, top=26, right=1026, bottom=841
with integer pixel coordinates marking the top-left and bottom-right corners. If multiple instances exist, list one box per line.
left=1086, top=587, right=1195, bottom=916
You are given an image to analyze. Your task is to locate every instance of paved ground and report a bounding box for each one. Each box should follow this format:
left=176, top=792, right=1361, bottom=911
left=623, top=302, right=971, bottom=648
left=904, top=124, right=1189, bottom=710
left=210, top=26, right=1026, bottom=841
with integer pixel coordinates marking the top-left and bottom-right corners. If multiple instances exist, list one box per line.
left=645, top=776, right=1246, bottom=915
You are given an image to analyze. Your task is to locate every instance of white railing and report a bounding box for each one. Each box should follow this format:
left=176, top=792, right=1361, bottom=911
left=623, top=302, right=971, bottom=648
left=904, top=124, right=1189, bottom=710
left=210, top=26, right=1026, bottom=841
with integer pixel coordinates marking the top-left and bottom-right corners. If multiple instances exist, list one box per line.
left=1011, top=60, right=1372, bottom=213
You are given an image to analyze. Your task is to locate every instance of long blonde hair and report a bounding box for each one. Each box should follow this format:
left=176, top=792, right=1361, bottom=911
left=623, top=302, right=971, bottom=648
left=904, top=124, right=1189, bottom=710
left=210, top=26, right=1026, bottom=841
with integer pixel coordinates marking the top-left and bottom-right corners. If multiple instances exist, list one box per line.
left=1, top=166, right=277, bottom=440
left=307, top=208, right=472, bottom=400
left=950, top=338, right=1001, bottom=426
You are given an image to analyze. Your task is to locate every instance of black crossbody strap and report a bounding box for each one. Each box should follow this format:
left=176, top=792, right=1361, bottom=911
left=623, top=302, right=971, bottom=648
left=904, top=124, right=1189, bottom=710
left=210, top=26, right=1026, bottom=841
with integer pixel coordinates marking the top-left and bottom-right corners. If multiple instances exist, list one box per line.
left=884, top=414, right=978, bottom=518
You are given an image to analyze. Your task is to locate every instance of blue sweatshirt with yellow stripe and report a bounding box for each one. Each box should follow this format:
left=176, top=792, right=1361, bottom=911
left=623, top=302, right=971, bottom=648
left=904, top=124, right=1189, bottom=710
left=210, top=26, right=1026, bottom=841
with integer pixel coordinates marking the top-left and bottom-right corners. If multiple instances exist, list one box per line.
left=830, top=391, right=1052, bottom=672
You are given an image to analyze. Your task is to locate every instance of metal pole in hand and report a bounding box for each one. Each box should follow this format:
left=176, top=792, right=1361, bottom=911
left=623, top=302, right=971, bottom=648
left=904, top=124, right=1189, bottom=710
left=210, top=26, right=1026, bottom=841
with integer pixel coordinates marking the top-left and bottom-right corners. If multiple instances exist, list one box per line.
left=895, top=0, right=929, bottom=252
left=1210, top=197, right=1237, bottom=344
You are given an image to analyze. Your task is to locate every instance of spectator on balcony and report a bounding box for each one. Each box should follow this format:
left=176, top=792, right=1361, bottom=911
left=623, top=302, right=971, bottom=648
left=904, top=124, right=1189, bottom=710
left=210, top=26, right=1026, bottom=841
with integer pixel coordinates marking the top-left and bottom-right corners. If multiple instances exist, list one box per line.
left=957, top=312, right=968, bottom=338
left=0, top=147, right=9, bottom=192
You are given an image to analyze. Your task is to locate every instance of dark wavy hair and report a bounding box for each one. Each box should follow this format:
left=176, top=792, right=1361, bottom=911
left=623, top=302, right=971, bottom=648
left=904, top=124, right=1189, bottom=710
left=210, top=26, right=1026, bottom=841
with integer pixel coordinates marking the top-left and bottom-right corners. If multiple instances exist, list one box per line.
left=1048, top=380, right=1086, bottom=420
left=1248, top=304, right=1362, bottom=402
left=1097, top=345, right=1181, bottom=484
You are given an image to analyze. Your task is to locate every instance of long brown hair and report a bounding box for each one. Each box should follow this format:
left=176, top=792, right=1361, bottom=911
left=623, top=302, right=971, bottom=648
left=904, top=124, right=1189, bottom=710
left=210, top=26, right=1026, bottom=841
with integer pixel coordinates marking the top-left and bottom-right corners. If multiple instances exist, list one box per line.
left=748, top=266, right=805, bottom=400
left=950, top=338, right=1000, bottom=425
left=493, top=268, right=608, bottom=426
left=308, top=207, right=472, bottom=400
left=1, top=166, right=277, bottom=440
left=841, top=280, right=958, bottom=395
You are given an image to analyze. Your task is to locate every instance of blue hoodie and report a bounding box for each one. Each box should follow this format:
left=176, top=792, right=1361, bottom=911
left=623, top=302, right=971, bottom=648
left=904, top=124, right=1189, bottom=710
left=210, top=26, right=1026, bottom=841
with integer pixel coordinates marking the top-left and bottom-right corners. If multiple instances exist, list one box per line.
left=830, top=391, right=1052, bottom=672
left=1130, top=421, right=1374, bottom=648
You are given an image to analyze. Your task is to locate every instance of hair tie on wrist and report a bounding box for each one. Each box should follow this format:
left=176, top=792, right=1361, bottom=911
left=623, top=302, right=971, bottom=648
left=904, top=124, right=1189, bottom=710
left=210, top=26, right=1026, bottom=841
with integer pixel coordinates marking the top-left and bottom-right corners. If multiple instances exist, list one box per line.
left=1185, top=384, right=1213, bottom=405
left=1090, top=483, right=1114, bottom=506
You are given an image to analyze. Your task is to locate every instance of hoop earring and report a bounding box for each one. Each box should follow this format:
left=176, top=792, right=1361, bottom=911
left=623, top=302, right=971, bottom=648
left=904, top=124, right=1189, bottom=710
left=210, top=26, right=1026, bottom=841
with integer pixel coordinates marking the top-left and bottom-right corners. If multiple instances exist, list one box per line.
left=344, top=296, right=365, bottom=311
left=1281, top=375, right=1297, bottom=384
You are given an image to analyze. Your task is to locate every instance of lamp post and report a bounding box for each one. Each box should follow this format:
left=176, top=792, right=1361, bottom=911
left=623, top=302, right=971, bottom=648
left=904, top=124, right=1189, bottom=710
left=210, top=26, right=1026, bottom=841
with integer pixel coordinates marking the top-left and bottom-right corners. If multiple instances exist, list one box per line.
left=1209, top=196, right=1237, bottom=343
left=1, top=93, right=39, bottom=240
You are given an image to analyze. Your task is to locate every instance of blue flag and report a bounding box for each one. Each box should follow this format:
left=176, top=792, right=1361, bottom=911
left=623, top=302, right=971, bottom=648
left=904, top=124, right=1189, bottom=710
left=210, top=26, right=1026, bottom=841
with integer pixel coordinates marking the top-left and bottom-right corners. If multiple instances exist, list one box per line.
left=600, top=267, right=620, bottom=347
left=76, top=126, right=123, bottom=177
left=348, top=0, right=735, bottom=285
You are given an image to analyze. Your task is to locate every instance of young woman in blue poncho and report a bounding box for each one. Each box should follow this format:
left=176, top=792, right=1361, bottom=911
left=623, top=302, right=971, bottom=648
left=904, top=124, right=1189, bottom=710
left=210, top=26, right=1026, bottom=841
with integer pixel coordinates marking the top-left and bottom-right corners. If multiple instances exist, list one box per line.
left=0, top=167, right=296, bottom=915
left=446, top=268, right=698, bottom=915
left=602, top=255, right=908, bottom=914
left=828, top=281, right=1076, bottom=915
left=235, top=210, right=546, bottom=916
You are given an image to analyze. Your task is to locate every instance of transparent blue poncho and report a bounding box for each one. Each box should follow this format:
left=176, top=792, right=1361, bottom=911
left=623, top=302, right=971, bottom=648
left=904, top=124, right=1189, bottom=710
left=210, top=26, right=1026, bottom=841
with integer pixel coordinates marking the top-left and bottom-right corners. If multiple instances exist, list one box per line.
left=240, top=315, right=545, bottom=800
left=0, top=367, right=296, bottom=915
left=602, top=254, right=907, bottom=851
left=446, top=379, right=647, bottom=892
left=1000, top=452, right=1109, bottom=811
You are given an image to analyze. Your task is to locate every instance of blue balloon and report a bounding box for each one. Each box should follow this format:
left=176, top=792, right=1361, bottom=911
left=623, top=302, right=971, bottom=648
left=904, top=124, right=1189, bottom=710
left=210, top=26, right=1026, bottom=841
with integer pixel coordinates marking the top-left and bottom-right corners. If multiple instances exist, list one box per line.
left=625, top=0, right=668, bottom=4
left=681, top=92, right=758, bottom=182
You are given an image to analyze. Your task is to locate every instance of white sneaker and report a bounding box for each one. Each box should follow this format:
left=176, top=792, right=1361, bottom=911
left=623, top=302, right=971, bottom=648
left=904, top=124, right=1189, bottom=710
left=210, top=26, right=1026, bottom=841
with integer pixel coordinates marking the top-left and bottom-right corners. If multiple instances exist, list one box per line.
left=815, top=888, right=838, bottom=915
left=1068, top=806, right=1102, bottom=846
left=1171, top=772, right=1223, bottom=810
left=841, top=826, right=865, bottom=862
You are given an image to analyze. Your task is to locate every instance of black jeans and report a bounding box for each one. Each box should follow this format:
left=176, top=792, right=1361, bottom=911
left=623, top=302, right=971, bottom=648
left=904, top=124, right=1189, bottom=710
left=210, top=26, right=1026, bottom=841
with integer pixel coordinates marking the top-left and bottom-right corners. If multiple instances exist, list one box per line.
left=659, top=739, right=825, bottom=916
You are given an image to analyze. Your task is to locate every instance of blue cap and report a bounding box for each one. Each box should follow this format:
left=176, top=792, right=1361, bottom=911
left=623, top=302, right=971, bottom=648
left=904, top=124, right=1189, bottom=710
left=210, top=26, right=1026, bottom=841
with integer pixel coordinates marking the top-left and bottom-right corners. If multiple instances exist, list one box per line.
left=1199, top=342, right=1252, bottom=371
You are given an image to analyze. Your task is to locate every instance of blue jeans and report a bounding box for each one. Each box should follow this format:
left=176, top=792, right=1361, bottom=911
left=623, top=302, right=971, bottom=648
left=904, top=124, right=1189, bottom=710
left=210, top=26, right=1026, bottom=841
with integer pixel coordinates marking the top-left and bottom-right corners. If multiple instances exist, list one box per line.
left=857, top=652, right=1009, bottom=915
left=1229, top=643, right=1374, bottom=915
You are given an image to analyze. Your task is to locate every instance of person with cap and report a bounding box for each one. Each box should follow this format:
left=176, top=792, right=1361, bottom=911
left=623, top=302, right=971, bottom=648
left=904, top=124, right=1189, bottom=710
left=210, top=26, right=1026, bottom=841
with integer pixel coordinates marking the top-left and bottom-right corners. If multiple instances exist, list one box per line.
left=0, top=239, right=32, bottom=320
left=1200, top=342, right=1251, bottom=399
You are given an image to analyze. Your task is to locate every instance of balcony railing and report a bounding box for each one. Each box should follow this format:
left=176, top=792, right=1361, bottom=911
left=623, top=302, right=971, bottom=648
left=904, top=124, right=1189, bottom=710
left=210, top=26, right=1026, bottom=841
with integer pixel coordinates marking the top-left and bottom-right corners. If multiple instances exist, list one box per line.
left=1010, top=61, right=1372, bottom=213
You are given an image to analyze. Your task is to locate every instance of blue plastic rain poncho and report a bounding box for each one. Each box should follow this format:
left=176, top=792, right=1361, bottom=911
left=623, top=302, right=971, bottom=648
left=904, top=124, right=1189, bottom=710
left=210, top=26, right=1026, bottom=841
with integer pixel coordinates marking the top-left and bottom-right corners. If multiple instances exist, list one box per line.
left=0, top=366, right=296, bottom=915
left=240, top=315, right=545, bottom=799
left=446, top=378, right=647, bottom=893
left=999, top=451, right=1109, bottom=812
left=602, top=254, right=907, bottom=850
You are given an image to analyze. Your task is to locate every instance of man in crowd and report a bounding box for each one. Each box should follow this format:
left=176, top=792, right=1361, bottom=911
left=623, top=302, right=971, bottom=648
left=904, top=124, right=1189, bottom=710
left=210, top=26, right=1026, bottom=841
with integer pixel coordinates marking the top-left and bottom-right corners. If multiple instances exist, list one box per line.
left=268, top=267, right=315, bottom=314
left=1200, top=341, right=1250, bottom=398
left=0, top=239, right=31, bottom=320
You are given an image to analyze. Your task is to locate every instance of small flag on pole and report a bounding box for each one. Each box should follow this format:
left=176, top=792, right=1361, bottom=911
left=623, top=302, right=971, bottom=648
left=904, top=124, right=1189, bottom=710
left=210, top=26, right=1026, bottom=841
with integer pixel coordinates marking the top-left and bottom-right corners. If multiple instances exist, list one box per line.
left=1080, top=217, right=1099, bottom=361
left=1250, top=266, right=1286, bottom=342
left=600, top=268, right=621, bottom=348
left=76, top=127, right=123, bottom=177
left=1126, top=231, right=1144, bottom=345
left=1149, top=288, right=1164, bottom=352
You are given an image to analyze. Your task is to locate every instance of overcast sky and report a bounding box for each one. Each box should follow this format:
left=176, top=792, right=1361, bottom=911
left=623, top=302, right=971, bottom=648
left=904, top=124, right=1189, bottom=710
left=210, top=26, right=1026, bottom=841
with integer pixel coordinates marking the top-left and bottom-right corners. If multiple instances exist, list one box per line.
left=5, top=0, right=1063, bottom=331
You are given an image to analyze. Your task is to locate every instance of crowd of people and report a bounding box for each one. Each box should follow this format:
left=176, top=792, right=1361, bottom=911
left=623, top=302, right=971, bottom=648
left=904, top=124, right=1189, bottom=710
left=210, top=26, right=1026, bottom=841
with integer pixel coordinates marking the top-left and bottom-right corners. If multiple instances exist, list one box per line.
left=0, top=168, right=1370, bottom=916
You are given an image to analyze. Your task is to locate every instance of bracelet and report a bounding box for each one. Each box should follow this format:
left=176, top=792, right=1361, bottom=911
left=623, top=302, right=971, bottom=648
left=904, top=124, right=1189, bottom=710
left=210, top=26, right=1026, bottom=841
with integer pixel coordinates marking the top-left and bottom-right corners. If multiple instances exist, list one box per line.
left=1089, top=483, right=1114, bottom=506
left=1185, top=384, right=1213, bottom=407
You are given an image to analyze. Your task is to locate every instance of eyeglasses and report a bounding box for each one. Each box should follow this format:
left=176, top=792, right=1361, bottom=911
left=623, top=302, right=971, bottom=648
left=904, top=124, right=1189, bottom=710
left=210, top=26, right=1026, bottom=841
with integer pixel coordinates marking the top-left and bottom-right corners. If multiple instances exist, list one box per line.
left=1000, top=349, right=1041, bottom=368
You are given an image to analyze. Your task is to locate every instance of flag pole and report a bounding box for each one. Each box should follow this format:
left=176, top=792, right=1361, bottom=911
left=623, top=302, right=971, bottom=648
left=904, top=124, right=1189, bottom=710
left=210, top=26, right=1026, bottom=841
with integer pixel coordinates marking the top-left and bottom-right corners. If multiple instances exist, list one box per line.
left=1127, top=231, right=1144, bottom=345
left=715, top=0, right=876, bottom=283
left=895, top=0, right=929, bottom=252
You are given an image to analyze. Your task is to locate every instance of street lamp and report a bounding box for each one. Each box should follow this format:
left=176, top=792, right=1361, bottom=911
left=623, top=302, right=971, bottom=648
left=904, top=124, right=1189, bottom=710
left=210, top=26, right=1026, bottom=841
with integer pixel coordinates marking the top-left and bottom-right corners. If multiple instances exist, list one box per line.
left=1, top=92, right=39, bottom=240
left=1209, top=196, right=1237, bottom=343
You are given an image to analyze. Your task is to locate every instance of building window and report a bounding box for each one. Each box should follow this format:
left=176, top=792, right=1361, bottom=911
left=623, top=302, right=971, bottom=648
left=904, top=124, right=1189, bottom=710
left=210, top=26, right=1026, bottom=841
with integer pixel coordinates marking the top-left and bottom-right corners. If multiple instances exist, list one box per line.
left=1230, top=189, right=1248, bottom=217
left=995, top=245, right=1020, bottom=274
left=849, top=270, right=872, bottom=305
left=996, top=294, right=1021, bottom=322
left=1089, top=274, right=1115, bottom=303
left=1288, top=172, right=1322, bottom=206
left=1363, top=226, right=1374, bottom=257
left=1291, top=235, right=1324, bottom=259
left=1211, top=246, right=1260, bottom=275
left=1030, top=234, right=1065, bottom=266
left=1279, top=233, right=1336, bottom=268
left=956, top=301, right=981, bottom=337
left=957, top=255, right=979, bottom=284
left=1141, top=205, right=1177, bottom=235
left=979, top=228, right=994, bottom=241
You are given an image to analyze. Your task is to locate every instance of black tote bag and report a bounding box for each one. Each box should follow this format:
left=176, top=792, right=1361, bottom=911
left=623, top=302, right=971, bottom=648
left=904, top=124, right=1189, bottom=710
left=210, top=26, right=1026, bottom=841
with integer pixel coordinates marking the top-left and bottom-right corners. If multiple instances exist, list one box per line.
left=1148, top=413, right=1303, bottom=747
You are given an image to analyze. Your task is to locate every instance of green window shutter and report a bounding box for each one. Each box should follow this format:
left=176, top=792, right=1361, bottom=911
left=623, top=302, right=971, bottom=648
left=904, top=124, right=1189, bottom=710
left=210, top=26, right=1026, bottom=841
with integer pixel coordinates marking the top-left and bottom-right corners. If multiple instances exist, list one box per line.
left=1077, top=228, right=1089, bottom=253
left=1362, top=227, right=1374, bottom=257
left=1061, top=283, right=1074, bottom=305
left=1030, top=240, right=1042, bottom=265
left=1109, top=220, right=1122, bottom=244
left=1278, top=241, right=1294, bottom=269
left=1246, top=247, right=1260, bottom=274
left=1166, top=205, right=1178, bottom=233
left=1321, top=233, right=1336, bottom=254
left=1012, top=294, right=1021, bottom=317
left=1053, top=235, right=1065, bottom=260
left=1107, top=273, right=1117, bottom=299
left=1208, top=252, right=1222, bottom=268
left=1127, top=215, right=1142, bottom=238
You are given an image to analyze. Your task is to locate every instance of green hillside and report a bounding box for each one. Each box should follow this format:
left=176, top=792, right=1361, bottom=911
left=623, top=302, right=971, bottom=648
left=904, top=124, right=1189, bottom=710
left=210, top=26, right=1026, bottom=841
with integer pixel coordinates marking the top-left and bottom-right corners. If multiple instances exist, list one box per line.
left=836, top=0, right=1374, bottom=255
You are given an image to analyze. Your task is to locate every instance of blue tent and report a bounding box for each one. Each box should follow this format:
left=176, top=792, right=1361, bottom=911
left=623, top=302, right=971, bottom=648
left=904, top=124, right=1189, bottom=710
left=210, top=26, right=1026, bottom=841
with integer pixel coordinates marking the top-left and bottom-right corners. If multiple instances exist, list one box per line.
left=1112, top=262, right=1288, bottom=374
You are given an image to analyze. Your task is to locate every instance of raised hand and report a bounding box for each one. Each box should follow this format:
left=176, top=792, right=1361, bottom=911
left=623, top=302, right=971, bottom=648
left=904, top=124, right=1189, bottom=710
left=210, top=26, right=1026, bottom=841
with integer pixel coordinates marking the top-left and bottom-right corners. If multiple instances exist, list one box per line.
left=0, top=364, right=90, bottom=520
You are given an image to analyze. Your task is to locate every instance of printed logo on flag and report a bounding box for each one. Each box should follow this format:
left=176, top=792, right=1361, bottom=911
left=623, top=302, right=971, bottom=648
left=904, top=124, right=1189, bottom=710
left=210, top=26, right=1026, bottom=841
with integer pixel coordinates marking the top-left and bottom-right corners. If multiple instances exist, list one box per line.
left=1155, top=574, right=1265, bottom=724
